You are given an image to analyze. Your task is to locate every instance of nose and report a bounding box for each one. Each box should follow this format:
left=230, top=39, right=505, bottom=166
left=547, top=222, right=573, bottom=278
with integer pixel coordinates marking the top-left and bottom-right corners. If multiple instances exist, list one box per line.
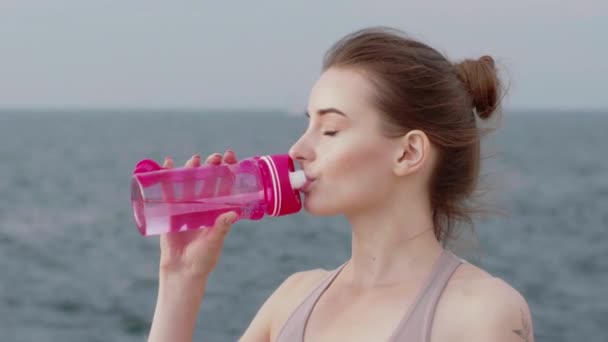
left=288, top=134, right=313, bottom=164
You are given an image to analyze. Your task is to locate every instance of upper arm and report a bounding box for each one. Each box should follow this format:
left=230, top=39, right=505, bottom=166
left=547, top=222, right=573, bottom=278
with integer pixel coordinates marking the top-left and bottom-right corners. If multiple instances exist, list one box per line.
left=238, top=270, right=325, bottom=342
left=458, top=278, right=535, bottom=342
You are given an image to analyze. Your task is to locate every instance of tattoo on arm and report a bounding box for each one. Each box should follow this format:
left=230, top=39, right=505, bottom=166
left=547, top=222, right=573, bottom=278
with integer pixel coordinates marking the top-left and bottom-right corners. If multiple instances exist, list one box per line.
left=512, top=309, right=531, bottom=341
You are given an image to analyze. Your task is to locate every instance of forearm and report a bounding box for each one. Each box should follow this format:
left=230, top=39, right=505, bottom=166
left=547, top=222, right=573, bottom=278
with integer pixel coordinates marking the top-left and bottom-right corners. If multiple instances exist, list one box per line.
left=148, top=271, right=208, bottom=342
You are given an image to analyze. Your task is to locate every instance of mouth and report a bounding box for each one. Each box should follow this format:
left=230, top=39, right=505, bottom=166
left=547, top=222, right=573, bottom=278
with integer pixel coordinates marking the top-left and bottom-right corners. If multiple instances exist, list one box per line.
left=300, top=177, right=316, bottom=193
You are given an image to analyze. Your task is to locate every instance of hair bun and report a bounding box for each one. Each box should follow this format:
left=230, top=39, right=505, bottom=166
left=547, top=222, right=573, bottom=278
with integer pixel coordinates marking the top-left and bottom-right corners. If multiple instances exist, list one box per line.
left=478, top=55, right=495, bottom=68
left=455, top=55, right=501, bottom=119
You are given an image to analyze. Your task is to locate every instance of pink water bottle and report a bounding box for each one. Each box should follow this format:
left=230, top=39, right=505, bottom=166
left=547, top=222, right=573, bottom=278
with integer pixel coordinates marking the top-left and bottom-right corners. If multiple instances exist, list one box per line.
left=130, top=154, right=307, bottom=236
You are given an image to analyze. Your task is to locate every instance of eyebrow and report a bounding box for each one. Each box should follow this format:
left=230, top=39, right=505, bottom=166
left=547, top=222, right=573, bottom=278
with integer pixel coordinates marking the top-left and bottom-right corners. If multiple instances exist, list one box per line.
left=305, top=108, right=348, bottom=118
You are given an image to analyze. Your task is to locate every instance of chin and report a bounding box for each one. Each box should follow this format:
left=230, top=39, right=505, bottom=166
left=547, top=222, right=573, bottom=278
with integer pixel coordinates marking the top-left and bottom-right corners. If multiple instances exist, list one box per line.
left=302, top=193, right=346, bottom=216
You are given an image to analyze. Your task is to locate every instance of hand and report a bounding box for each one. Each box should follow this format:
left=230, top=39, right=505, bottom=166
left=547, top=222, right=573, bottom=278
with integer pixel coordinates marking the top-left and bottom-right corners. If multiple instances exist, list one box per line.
left=158, top=150, right=239, bottom=279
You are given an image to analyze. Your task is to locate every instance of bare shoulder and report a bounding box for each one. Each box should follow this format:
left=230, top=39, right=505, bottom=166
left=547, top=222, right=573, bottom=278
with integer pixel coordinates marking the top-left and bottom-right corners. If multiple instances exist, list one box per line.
left=239, top=266, right=331, bottom=342
left=432, top=262, right=535, bottom=342
left=280, top=267, right=330, bottom=294
left=268, top=268, right=331, bottom=336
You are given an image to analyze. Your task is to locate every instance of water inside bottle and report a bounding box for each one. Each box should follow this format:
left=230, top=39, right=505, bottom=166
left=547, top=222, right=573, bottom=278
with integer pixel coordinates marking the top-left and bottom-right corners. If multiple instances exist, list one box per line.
left=135, top=192, right=266, bottom=235
left=132, top=160, right=267, bottom=236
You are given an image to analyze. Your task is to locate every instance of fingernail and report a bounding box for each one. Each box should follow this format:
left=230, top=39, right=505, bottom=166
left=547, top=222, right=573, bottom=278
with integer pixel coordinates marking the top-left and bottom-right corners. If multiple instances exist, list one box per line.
left=225, top=213, right=237, bottom=225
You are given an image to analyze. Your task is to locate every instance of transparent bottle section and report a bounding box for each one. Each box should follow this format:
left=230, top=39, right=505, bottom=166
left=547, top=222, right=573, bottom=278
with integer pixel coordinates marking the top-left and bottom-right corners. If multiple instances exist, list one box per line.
left=131, top=159, right=269, bottom=235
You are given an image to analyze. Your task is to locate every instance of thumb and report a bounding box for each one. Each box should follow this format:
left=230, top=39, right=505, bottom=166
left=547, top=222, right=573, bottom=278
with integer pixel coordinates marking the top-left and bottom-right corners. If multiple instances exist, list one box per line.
left=208, top=211, right=237, bottom=242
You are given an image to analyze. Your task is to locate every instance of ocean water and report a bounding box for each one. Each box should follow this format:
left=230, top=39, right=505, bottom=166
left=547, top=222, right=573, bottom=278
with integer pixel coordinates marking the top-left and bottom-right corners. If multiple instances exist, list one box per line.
left=0, top=110, right=606, bottom=341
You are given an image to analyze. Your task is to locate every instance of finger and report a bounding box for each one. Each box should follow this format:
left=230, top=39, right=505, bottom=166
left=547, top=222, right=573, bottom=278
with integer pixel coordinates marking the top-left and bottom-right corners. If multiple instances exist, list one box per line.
left=205, top=153, right=222, bottom=165
left=163, top=156, right=174, bottom=169
left=197, top=153, right=222, bottom=198
left=183, top=154, right=200, bottom=199
left=191, top=154, right=201, bottom=167
left=207, top=211, right=237, bottom=242
left=188, top=154, right=201, bottom=167
left=217, top=150, right=236, bottom=196
left=185, top=154, right=200, bottom=168
left=161, top=156, right=175, bottom=201
left=223, top=150, right=237, bottom=165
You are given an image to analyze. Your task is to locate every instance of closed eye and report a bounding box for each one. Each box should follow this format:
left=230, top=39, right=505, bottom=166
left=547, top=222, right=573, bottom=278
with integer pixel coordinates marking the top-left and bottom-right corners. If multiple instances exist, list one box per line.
left=323, top=130, right=338, bottom=136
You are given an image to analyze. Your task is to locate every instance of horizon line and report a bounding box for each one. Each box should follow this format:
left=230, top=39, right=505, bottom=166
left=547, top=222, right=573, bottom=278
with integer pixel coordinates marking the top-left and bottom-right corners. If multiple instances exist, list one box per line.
left=0, top=106, right=606, bottom=114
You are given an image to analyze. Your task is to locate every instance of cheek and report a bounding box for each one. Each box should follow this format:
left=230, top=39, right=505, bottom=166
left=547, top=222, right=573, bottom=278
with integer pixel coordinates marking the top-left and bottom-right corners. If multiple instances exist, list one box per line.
left=337, top=160, right=393, bottom=205
left=305, top=136, right=393, bottom=214
left=304, top=168, right=391, bottom=216
left=327, top=136, right=383, bottom=175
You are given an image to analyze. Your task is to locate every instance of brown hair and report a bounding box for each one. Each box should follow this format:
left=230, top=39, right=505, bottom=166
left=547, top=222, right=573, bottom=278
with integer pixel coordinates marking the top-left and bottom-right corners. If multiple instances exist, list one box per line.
left=323, top=27, right=502, bottom=244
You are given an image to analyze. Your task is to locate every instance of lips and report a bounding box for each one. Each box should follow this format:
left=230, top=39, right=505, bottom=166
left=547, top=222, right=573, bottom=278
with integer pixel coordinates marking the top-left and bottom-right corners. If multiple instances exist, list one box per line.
left=300, top=177, right=316, bottom=193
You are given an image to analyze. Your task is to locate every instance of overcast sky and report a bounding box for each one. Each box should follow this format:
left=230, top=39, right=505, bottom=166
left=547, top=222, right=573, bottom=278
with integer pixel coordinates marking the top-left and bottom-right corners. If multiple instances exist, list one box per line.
left=0, top=0, right=606, bottom=111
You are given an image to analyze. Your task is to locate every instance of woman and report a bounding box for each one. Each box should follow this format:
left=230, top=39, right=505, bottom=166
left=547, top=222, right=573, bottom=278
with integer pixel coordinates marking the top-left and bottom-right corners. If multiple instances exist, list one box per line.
left=148, top=27, right=535, bottom=342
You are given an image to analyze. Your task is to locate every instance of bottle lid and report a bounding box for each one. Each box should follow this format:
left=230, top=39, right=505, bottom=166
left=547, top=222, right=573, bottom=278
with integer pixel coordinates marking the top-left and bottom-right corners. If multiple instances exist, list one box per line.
left=258, top=154, right=303, bottom=217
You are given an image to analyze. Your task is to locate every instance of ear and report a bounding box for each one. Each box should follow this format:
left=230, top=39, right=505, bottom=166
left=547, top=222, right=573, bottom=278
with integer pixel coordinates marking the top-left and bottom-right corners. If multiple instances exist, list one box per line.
left=393, top=130, right=430, bottom=176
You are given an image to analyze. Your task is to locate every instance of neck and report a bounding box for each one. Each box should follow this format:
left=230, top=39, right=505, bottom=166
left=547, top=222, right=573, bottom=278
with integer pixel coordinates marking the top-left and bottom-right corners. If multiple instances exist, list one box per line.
left=342, top=188, right=443, bottom=289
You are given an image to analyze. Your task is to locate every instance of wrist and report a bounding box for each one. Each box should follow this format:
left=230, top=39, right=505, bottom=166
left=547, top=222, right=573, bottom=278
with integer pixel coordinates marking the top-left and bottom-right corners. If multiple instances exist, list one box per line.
left=149, top=270, right=208, bottom=342
left=159, top=259, right=211, bottom=282
left=159, top=268, right=208, bottom=292
left=155, top=271, right=208, bottom=319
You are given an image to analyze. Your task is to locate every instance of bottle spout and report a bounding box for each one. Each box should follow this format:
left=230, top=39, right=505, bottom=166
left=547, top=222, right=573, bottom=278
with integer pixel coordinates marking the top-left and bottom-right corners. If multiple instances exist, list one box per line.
left=288, top=170, right=307, bottom=190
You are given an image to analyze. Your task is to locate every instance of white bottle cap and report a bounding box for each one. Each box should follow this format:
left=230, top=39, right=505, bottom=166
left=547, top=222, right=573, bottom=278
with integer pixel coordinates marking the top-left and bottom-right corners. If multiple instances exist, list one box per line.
left=289, top=170, right=307, bottom=190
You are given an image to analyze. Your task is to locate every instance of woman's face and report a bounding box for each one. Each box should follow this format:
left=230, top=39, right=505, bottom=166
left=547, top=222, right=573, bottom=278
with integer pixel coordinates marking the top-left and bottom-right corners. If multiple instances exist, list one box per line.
left=289, top=67, right=400, bottom=216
